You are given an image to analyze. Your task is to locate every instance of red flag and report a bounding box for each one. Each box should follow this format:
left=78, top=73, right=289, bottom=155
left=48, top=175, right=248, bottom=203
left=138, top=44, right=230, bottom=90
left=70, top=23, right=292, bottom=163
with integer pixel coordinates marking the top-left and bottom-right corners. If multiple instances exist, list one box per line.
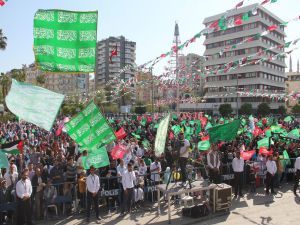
left=0, top=0, right=5, bottom=7
left=137, top=116, right=142, bottom=121
left=115, top=127, right=127, bottom=140
left=235, top=1, right=244, bottom=9
left=17, top=141, right=24, bottom=154
left=111, top=145, right=127, bottom=160
left=253, top=127, right=262, bottom=137
left=201, top=136, right=210, bottom=141
left=200, top=117, right=208, bottom=127
left=259, top=147, right=273, bottom=156
left=109, top=44, right=118, bottom=63
left=147, top=116, right=152, bottom=123
left=240, top=150, right=255, bottom=160
left=234, top=16, right=243, bottom=26
left=169, top=132, right=174, bottom=140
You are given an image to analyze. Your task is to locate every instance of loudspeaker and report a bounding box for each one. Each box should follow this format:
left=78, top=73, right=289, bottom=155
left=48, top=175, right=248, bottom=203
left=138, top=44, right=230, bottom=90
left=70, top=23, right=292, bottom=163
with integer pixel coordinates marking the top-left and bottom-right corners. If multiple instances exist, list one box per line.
left=210, top=183, right=232, bottom=211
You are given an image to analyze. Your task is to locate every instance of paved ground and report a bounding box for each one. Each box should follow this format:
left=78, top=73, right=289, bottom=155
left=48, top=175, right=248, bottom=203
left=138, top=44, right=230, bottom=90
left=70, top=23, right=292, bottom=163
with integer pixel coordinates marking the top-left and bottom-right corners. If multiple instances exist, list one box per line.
left=38, top=183, right=300, bottom=225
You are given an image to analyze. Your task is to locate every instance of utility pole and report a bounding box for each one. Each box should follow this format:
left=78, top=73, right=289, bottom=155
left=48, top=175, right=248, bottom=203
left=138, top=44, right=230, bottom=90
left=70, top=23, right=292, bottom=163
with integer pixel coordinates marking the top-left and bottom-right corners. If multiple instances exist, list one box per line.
left=175, top=22, right=180, bottom=115
left=150, top=66, right=154, bottom=113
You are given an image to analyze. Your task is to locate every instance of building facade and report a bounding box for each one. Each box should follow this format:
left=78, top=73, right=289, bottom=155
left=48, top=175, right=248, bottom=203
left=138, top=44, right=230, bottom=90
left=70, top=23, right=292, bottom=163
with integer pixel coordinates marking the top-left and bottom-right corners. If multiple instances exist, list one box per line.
left=135, top=71, right=153, bottom=103
left=286, top=57, right=300, bottom=110
left=95, top=36, right=136, bottom=89
left=182, top=4, right=286, bottom=114
left=25, top=64, right=88, bottom=98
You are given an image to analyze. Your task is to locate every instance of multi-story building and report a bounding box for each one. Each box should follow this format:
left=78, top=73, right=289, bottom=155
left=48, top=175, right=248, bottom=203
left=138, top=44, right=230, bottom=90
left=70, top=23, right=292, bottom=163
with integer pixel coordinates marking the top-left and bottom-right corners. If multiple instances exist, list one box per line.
left=24, top=64, right=88, bottom=97
left=286, top=56, right=300, bottom=110
left=135, top=71, right=153, bottom=103
left=95, top=36, right=136, bottom=89
left=182, top=4, right=286, bottom=114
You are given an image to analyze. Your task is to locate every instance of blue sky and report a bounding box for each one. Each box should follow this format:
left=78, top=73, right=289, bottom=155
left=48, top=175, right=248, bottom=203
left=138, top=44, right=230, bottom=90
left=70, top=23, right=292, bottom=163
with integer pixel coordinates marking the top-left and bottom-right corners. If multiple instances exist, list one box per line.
left=0, top=0, right=299, bottom=75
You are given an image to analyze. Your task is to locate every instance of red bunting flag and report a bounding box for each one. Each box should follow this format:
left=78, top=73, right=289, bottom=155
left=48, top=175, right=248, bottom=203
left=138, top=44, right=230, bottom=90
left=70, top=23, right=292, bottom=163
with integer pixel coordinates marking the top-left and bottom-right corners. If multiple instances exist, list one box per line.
left=234, top=16, right=243, bottom=25
left=267, top=25, right=277, bottom=31
left=240, top=150, right=255, bottom=160
left=261, top=0, right=270, bottom=5
left=209, top=20, right=219, bottom=29
left=111, top=145, right=127, bottom=160
left=115, top=127, right=127, bottom=140
left=0, top=0, right=5, bottom=6
left=235, top=1, right=244, bottom=9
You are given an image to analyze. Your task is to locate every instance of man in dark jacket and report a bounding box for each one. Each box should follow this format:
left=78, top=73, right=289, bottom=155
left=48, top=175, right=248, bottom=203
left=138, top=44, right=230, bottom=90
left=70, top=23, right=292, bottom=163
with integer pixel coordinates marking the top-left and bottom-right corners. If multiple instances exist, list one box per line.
left=32, top=168, right=46, bottom=220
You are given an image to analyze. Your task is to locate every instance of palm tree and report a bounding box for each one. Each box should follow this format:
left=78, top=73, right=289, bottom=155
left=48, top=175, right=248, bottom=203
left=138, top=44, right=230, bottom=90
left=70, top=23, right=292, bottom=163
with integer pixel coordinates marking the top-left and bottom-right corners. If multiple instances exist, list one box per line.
left=0, top=29, right=7, bottom=50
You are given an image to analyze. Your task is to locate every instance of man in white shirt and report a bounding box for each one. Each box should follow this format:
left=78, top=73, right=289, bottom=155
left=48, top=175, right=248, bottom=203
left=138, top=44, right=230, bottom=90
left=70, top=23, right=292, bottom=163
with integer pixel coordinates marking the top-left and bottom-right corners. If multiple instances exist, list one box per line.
left=207, top=144, right=221, bottom=184
left=232, top=151, right=244, bottom=197
left=16, top=169, right=33, bottom=225
left=121, top=163, right=136, bottom=215
left=266, top=155, right=277, bottom=195
left=4, top=164, right=18, bottom=191
left=86, top=166, right=101, bottom=223
left=177, top=132, right=190, bottom=186
left=150, top=158, right=161, bottom=184
left=294, top=156, right=300, bottom=196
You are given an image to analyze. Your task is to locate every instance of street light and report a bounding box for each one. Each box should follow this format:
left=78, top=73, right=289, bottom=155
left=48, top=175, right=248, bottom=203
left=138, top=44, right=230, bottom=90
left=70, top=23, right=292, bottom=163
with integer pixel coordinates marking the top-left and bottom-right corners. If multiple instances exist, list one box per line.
left=236, top=74, right=242, bottom=117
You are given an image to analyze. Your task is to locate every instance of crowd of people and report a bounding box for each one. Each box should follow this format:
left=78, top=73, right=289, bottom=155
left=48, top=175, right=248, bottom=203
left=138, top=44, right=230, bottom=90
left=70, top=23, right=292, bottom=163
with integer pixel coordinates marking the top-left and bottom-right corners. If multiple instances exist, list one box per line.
left=0, top=113, right=300, bottom=225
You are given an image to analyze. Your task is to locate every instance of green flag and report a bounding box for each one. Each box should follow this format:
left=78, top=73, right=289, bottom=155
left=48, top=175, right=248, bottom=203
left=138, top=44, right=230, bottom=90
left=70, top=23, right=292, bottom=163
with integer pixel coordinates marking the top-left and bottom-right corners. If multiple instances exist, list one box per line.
left=141, top=118, right=147, bottom=126
left=287, top=129, right=299, bottom=140
left=0, top=152, right=9, bottom=169
left=284, top=116, right=293, bottom=123
left=207, top=120, right=241, bottom=143
left=257, top=137, right=273, bottom=148
left=198, top=140, right=210, bottom=151
left=283, top=150, right=291, bottom=166
left=82, top=146, right=109, bottom=169
left=5, top=79, right=64, bottom=131
left=172, top=125, right=181, bottom=135
left=34, top=9, right=98, bottom=72
left=205, top=122, right=212, bottom=130
left=154, top=114, right=170, bottom=157
left=65, top=101, right=116, bottom=151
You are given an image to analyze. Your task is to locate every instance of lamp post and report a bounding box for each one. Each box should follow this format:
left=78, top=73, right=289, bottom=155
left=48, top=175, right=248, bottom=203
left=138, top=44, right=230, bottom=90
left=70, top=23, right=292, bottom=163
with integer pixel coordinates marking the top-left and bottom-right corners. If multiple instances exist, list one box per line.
left=236, top=74, right=240, bottom=118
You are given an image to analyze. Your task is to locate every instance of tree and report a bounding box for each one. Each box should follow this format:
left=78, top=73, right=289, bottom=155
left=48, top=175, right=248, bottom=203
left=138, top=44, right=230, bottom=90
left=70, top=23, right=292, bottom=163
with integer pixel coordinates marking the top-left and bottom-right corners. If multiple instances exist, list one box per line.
left=36, top=74, right=46, bottom=86
left=0, top=29, right=7, bottom=50
left=257, top=103, right=271, bottom=116
left=277, top=105, right=286, bottom=115
left=0, top=73, right=10, bottom=110
left=134, top=102, right=147, bottom=114
left=292, top=104, right=300, bottom=114
left=219, top=104, right=233, bottom=117
left=239, top=103, right=253, bottom=115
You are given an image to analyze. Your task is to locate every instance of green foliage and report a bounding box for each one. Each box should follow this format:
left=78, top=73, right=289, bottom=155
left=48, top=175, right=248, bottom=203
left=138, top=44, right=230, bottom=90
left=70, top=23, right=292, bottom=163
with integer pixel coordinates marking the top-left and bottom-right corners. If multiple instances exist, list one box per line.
left=292, top=104, right=300, bottom=114
left=0, top=29, right=7, bottom=50
left=277, top=105, right=286, bottom=115
left=0, top=113, right=16, bottom=122
left=257, top=103, right=271, bottom=116
left=218, top=104, right=233, bottom=117
left=239, top=103, right=253, bottom=115
left=36, top=74, right=46, bottom=85
left=61, top=102, right=84, bottom=116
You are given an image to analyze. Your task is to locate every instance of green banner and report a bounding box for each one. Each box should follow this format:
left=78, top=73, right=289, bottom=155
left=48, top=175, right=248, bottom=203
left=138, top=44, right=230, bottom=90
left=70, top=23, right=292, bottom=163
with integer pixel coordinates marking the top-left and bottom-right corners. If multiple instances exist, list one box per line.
left=154, top=114, right=170, bottom=157
left=208, top=119, right=241, bottom=143
left=33, top=9, right=98, bottom=72
left=65, top=101, right=116, bottom=151
left=5, top=79, right=64, bottom=131
left=82, top=146, right=109, bottom=169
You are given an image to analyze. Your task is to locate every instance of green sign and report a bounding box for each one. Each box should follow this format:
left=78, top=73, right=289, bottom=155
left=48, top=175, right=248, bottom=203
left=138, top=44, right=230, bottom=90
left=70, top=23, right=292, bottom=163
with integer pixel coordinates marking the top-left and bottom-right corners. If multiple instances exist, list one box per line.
left=34, top=9, right=98, bottom=72
left=154, top=114, right=170, bottom=157
left=5, top=79, right=64, bottom=131
left=65, top=101, right=116, bottom=151
left=82, top=146, right=110, bottom=169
